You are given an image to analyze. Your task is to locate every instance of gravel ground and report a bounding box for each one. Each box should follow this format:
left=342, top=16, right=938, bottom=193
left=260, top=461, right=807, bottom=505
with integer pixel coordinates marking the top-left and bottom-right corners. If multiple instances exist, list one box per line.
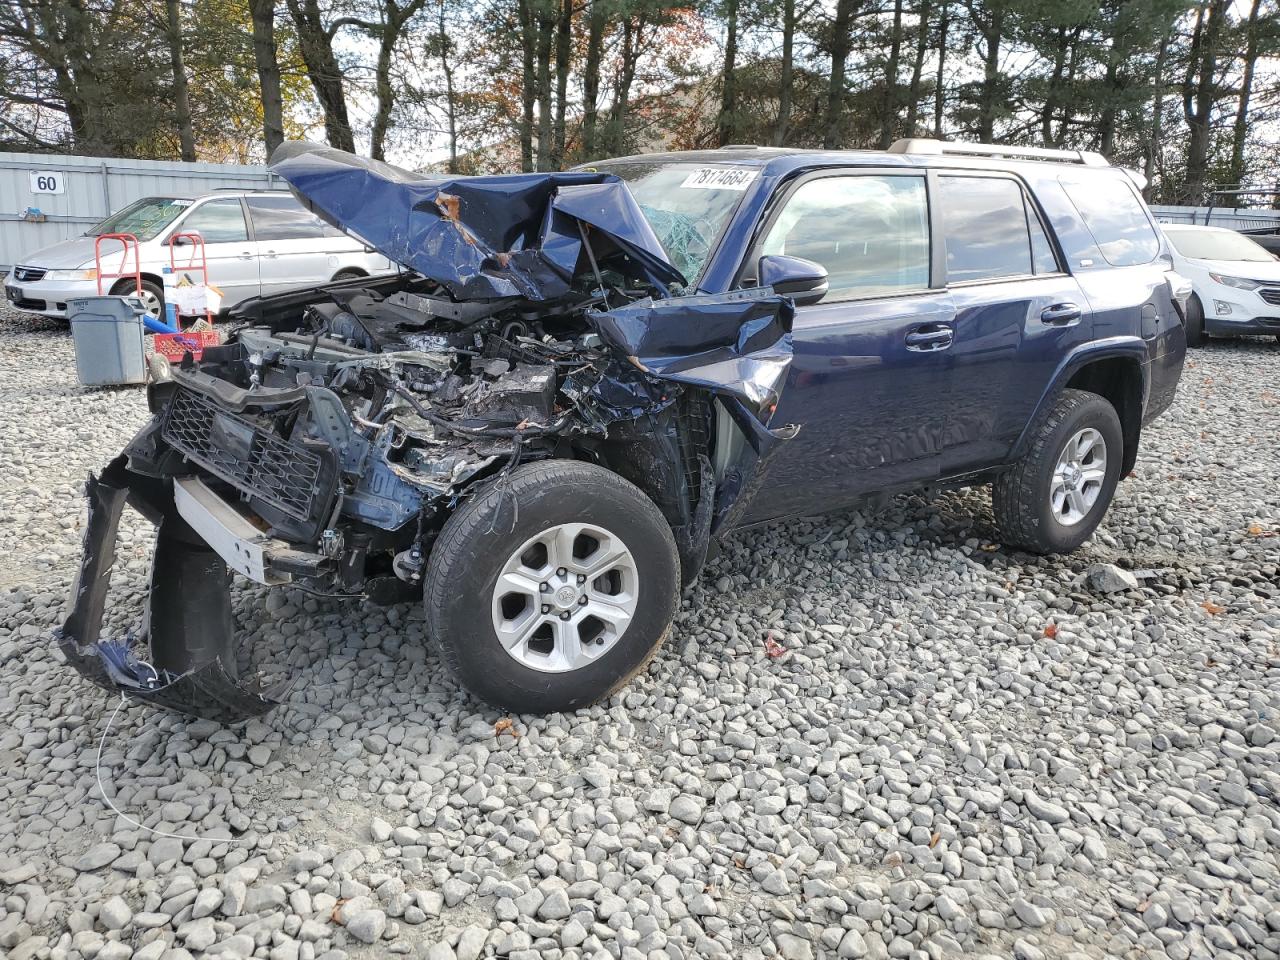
left=0, top=304, right=1278, bottom=960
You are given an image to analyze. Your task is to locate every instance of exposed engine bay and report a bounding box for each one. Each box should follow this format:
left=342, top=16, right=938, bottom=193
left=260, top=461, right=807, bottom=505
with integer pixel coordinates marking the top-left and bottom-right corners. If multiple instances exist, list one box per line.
left=57, top=141, right=797, bottom=722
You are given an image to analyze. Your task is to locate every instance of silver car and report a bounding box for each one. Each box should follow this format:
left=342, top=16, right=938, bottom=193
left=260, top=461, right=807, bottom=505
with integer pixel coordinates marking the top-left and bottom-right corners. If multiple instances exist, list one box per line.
left=4, top=190, right=394, bottom=320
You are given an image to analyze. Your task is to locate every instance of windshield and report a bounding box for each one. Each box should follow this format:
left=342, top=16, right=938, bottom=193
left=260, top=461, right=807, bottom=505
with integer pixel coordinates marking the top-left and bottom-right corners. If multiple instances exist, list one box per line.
left=87, top=197, right=193, bottom=241
left=593, top=161, right=755, bottom=282
left=1167, top=228, right=1274, bottom=262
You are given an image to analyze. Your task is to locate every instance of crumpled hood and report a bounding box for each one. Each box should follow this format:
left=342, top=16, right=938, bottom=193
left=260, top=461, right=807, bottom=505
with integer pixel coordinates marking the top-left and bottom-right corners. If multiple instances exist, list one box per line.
left=269, top=141, right=687, bottom=301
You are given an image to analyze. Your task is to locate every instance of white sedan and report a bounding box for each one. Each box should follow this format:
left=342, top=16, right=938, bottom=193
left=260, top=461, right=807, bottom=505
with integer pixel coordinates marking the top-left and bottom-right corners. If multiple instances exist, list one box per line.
left=1161, top=224, right=1280, bottom=346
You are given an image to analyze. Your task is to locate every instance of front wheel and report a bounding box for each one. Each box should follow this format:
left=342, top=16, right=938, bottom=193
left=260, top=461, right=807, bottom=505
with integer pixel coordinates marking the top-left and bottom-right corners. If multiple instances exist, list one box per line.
left=110, top=278, right=164, bottom=320
left=424, top=460, right=680, bottom=712
left=992, top=389, right=1123, bottom=555
left=1184, top=294, right=1206, bottom=347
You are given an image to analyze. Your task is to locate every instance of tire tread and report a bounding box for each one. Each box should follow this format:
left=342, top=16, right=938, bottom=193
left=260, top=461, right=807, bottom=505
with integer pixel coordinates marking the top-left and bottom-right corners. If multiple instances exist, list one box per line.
left=993, top=388, right=1112, bottom=553
left=424, top=459, right=678, bottom=710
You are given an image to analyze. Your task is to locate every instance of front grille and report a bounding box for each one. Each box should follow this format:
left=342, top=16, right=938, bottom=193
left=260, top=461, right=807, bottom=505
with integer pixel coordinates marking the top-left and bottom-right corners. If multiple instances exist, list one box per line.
left=161, top=388, right=324, bottom=523
left=13, top=266, right=46, bottom=283
left=1260, top=288, right=1280, bottom=306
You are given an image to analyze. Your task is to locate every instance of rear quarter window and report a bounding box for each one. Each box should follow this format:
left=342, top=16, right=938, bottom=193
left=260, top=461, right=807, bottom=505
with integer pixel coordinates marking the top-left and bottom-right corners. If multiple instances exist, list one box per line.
left=1059, top=175, right=1160, bottom=267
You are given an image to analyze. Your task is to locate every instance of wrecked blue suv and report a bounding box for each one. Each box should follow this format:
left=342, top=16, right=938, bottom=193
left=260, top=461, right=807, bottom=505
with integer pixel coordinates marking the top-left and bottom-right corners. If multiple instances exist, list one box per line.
left=60, top=139, right=1186, bottom=720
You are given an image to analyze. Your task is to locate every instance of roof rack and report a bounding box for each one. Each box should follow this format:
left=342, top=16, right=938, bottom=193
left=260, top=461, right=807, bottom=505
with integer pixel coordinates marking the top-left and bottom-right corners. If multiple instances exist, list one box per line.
left=888, top=138, right=1108, bottom=167
left=210, top=184, right=292, bottom=192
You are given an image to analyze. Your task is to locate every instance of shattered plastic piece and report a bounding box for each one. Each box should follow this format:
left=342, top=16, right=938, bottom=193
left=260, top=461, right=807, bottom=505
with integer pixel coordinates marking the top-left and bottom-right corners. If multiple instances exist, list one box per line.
left=269, top=142, right=686, bottom=301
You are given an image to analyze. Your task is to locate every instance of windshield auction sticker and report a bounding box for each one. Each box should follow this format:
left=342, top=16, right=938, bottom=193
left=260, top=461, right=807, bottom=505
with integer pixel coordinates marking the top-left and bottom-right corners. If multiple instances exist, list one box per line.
left=679, top=168, right=757, bottom=191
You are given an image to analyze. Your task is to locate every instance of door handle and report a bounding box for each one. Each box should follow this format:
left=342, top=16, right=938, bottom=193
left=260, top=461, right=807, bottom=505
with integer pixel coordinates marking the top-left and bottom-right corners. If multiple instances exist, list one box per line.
left=238, top=251, right=254, bottom=260
left=264, top=249, right=278, bottom=259
left=905, top=323, right=954, bottom=351
left=1041, top=302, right=1082, bottom=325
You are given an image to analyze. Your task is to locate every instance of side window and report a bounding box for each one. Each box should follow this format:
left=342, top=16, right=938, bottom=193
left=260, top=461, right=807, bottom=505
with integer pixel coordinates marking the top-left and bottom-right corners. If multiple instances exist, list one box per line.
left=1059, top=175, right=1160, bottom=267
left=761, top=175, right=930, bottom=300
left=178, top=199, right=249, bottom=244
left=248, top=195, right=332, bottom=240
left=1029, top=210, right=1058, bottom=274
left=940, top=176, right=1059, bottom=282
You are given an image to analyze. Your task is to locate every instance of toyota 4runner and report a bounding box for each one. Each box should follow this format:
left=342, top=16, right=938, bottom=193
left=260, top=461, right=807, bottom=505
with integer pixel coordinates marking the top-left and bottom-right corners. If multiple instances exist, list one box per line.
left=59, top=139, right=1188, bottom=721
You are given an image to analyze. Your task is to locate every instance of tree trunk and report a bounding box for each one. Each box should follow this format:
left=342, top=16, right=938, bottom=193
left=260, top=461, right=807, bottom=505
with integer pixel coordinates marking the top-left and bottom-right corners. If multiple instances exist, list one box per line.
left=1181, top=0, right=1229, bottom=204
left=973, top=2, right=1003, bottom=143
left=286, top=0, right=355, bottom=153
left=581, top=0, right=606, bottom=159
left=1229, top=0, right=1263, bottom=191
left=1040, top=25, right=1068, bottom=147
left=517, top=0, right=536, bottom=170
left=717, top=0, right=740, bottom=145
left=904, top=0, right=931, bottom=137
left=1098, top=39, right=1120, bottom=156
left=534, top=0, right=555, bottom=170
left=608, top=16, right=640, bottom=154
left=824, top=0, right=858, bottom=148
left=437, top=0, right=459, bottom=172
left=878, top=0, right=904, bottom=148
left=165, top=0, right=196, bottom=160
left=773, top=0, right=796, bottom=145
left=551, top=0, right=572, bottom=168
left=933, top=1, right=948, bottom=138
left=370, top=32, right=396, bottom=160
left=248, top=0, right=285, bottom=157
left=1143, top=25, right=1170, bottom=196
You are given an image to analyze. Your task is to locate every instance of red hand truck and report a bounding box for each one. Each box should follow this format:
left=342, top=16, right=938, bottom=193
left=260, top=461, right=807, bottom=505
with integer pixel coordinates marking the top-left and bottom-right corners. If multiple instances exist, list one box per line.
left=94, top=233, right=142, bottom=299
left=167, top=231, right=214, bottom=327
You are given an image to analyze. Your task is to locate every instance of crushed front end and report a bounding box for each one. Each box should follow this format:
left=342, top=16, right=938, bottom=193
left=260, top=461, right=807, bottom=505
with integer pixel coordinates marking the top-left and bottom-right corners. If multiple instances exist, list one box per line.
left=57, top=142, right=796, bottom=721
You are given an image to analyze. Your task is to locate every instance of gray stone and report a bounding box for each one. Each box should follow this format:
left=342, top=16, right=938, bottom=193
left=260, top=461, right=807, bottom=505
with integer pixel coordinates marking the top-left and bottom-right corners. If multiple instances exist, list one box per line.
left=99, top=896, right=132, bottom=930
left=76, top=843, right=121, bottom=872
left=1023, top=791, right=1069, bottom=825
left=345, top=908, right=387, bottom=944
left=1084, top=563, right=1139, bottom=594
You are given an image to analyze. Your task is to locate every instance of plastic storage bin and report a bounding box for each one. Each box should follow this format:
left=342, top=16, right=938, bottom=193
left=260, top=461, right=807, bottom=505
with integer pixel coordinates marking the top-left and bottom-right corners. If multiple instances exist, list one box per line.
left=68, top=296, right=148, bottom=386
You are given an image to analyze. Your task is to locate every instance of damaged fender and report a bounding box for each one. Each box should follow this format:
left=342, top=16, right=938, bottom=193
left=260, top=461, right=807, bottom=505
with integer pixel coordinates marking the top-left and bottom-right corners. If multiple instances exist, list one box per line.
left=589, top=289, right=800, bottom=450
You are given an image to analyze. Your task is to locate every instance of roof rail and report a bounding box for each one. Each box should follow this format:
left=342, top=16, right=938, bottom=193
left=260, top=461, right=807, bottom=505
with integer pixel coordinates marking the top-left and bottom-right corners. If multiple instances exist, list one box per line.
left=210, top=184, right=291, bottom=192
left=888, top=138, right=1109, bottom=167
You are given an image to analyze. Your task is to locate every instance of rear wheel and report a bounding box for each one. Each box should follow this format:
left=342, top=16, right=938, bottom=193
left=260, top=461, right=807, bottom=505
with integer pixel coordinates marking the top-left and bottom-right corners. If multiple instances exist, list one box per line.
left=1184, top=294, right=1205, bottom=347
left=425, top=460, right=679, bottom=712
left=993, top=389, right=1123, bottom=555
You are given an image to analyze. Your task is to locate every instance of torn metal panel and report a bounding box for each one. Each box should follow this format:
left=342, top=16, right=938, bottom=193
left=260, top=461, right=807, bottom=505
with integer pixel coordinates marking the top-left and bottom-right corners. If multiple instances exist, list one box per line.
left=588, top=289, right=797, bottom=421
left=56, top=455, right=291, bottom=723
left=269, top=141, right=686, bottom=301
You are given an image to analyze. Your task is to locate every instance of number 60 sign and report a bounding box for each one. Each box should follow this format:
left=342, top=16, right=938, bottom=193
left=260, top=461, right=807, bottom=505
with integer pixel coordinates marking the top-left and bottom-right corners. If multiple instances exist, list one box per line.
left=29, top=171, right=65, bottom=195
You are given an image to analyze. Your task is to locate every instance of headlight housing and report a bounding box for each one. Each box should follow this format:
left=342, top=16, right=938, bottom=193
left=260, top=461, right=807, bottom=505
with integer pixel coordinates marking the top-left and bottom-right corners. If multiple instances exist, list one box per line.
left=1208, top=273, right=1261, bottom=291
left=43, top=268, right=99, bottom=282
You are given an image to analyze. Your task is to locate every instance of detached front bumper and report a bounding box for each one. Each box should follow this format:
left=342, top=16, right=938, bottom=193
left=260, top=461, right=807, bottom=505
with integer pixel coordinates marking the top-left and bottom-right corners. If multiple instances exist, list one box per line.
left=56, top=454, right=308, bottom=723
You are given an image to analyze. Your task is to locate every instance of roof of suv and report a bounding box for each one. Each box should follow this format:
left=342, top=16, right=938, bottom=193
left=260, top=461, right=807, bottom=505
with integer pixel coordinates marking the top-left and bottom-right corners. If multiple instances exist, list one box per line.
left=590, top=139, right=1126, bottom=182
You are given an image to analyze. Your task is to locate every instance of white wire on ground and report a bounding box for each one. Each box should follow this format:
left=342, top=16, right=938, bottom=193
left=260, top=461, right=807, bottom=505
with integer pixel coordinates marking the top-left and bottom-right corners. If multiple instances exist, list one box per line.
left=94, top=692, right=247, bottom=844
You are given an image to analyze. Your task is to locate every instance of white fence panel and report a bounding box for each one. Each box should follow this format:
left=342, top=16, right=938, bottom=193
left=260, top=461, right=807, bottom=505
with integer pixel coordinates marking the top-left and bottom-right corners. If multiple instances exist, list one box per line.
left=0, top=152, right=280, bottom=272
left=1150, top=204, right=1280, bottom=233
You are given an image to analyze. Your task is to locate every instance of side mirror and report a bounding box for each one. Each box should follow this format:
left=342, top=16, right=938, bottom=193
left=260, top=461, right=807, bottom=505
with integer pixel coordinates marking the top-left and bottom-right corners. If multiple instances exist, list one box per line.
left=168, top=232, right=200, bottom=246
left=758, top=254, right=828, bottom=306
